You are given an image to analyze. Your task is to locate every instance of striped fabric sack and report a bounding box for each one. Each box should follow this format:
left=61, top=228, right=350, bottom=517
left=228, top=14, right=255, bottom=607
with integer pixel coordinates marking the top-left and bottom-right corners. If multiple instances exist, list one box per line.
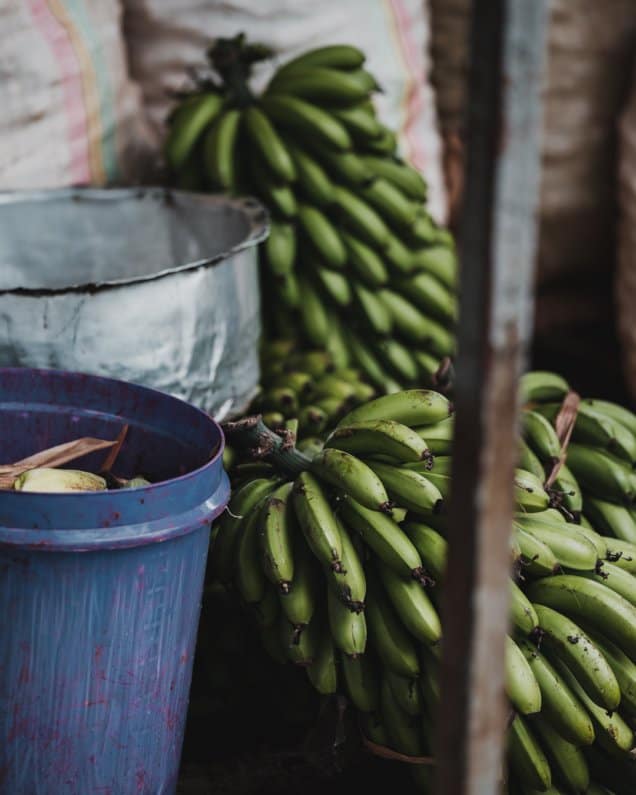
left=0, top=0, right=154, bottom=189
left=122, top=0, right=448, bottom=223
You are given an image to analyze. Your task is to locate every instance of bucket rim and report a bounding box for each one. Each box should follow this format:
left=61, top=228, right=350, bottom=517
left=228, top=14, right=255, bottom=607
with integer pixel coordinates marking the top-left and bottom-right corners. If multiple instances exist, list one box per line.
left=0, top=187, right=270, bottom=297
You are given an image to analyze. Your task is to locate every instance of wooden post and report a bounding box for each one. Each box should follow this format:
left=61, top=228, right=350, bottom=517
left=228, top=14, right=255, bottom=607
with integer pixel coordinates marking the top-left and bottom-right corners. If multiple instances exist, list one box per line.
left=434, top=1, right=549, bottom=794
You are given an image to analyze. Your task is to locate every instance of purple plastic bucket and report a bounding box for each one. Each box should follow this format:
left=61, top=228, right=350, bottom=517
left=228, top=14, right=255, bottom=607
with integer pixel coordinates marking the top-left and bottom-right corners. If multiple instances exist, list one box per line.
left=0, top=367, right=230, bottom=794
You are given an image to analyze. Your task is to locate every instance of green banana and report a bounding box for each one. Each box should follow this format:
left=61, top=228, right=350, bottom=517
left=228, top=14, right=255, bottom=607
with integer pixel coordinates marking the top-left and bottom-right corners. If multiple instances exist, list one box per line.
left=339, top=389, right=452, bottom=427
left=365, top=125, right=397, bottom=154
left=579, top=561, right=636, bottom=606
left=273, top=45, right=365, bottom=76
left=325, top=313, right=353, bottom=369
left=297, top=274, right=330, bottom=346
left=386, top=670, right=422, bottom=717
left=603, top=536, right=636, bottom=574
left=249, top=154, right=297, bottom=218
left=572, top=523, right=607, bottom=559
left=566, top=445, right=635, bottom=503
left=379, top=563, right=441, bottom=644
left=267, top=67, right=371, bottom=104
left=579, top=624, right=636, bottom=715
left=341, top=652, right=380, bottom=712
left=359, top=711, right=389, bottom=746
left=376, top=338, right=420, bottom=383
left=235, top=504, right=267, bottom=604
left=394, top=271, right=457, bottom=325
left=210, top=476, right=280, bottom=583
left=584, top=498, right=636, bottom=543
left=342, top=328, right=400, bottom=391
left=360, top=178, right=418, bottom=231
left=327, top=584, right=367, bottom=656
left=250, top=584, right=280, bottom=629
left=325, top=419, right=428, bottom=463
left=415, top=416, right=454, bottom=455
left=518, top=639, right=595, bottom=746
left=511, top=580, right=540, bottom=634
left=310, top=447, right=390, bottom=511
left=554, top=660, right=634, bottom=752
left=513, top=516, right=598, bottom=571
left=258, top=481, right=295, bottom=593
left=402, top=523, right=447, bottom=582
left=306, top=632, right=338, bottom=694
left=312, top=373, right=357, bottom=402
left=365, top=460, right=444, bottom=515
left=519, top=371, right=569, bottom=405
left=285, top=141, right=335, bottom=206
left=286, top=350, right=334, bottom=377
left=279, top=614, right=319, bottom=666
left=325, top=517, right=367, bottom=611
left=260, top=94, right=351, bottom=150
left=522, top=410, right=562, bottom=463
left=532, top=715, right=589, bottom=794
left=366, top=580, right=420, bottom=677
left=380, top=677, right=423, bottom=757
left=279, top=537, right=318, bottom=627
left=308, top=144, right=372, bottom=186
left=508, top=715, right=553, bottom=792
left=268, top=369, right=313, bottom=397
left=331, top=104, right=382, bottom=140
left=243, top=105, right=296, bottom=182
left=332, top=185, right=389, bottom=248
left=532, top=603, right=620, bottom=710
left=340, top=230, right=389, bottom=287
left=514, top=469, right=551, bottom=513
left=292, top=471, right=343, bottom=571
left=339, top=496, right=427, bottom=582
left=296, top=436, right=325, bottom=458
left=384, top=233, right=416, bottom=274
left=411, top=245, right=457, bottom=289
left=165, top=91, right=224, bottom=170
left=359, top=155, right=428, bottom=200
left=378, top=289, right=455, bottom=356
left=529, top=574, right=636, bottom=660
left=353, top=281, right=393, bottom=335
left=264, top=221, right=296, bottom=276
left=204, top=108, right=241, bottom=189
left=519, top=439, right=547, bottom=480
left=414, top=347, right=445, bottom=386
left=550, top=464, right=583, bottom=515
left=506, top=636, right=542, bottom=715
left=315, top=265, right=352, bottom=306
left=253, top=386, right=298, bottom=417
left=297, top=203, right=346, bottom=268
left=581, top=398, right=636, bottom=438
left=276, top=271, right=301, bottom=308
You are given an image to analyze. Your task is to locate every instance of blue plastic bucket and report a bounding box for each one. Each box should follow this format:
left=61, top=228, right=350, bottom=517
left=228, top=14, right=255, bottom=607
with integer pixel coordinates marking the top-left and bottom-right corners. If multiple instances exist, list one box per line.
left=0, top=367, right=230, bottom=794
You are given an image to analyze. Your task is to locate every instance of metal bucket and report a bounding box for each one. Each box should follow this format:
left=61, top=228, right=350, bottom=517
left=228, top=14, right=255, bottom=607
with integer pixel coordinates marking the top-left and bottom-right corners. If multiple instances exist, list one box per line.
left=0, top=188, right=268, bottom=419
left=0, top=366, right=230, bottom=794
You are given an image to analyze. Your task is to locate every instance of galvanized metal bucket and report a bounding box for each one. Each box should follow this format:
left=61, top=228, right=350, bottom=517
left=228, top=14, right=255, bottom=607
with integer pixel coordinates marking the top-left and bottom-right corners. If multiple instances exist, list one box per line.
left=0, top=188, right=268, bottom=419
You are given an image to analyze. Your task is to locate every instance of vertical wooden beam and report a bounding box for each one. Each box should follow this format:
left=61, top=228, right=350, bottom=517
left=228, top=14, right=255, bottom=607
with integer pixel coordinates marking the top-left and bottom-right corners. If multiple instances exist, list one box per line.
left=434, top=1, right=549, bottom=794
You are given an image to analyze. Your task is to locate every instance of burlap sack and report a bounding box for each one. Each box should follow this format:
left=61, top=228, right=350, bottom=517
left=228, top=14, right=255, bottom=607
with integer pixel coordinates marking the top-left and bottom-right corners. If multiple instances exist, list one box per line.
left=0, top=0, right=154, bottom=189
left=122, top=0, right=448, bottom=224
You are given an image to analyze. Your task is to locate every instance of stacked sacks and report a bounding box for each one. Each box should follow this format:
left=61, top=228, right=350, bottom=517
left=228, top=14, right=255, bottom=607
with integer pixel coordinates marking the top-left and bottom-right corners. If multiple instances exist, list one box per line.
left=163, top=37, right=458, bottom=392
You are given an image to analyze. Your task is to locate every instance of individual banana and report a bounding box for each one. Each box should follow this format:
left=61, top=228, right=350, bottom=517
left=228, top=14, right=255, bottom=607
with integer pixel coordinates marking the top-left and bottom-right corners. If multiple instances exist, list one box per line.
left=518, top=639, right=595, bottom=746
left=260, top=94, right=351, bottom=150
left=365, top=580, right=420, bottom=677
left=315, top=265, right=352, bottom=306
left=165, top=91, right=224, bottom=171
left=365, top=460, right=444, bottom=515
left=243, top=105, right=296, bottom=182
left=272, top=44, right=365, bottom=76
left=332, top=185, right=389, bottom=248
left=324, top=313, right=353, bottom=370
left=297, top=203, right=346, bottom=268
left=379, top=563, right=441, bottom=644
left=296, top=436, right=325, bottom=458
left=342, top=328, right=400, bottom=391
left=415, top=416, right=454, bottom=455
left=249, top=154, right=297, bottom=218
left=258, top=481, right=296, bottom=593
left=359, top=155, right=428, bottom=201
left=573, top=523, right=608, bottom=560
left=506, top=636, right=542, bottom=715
left=339, top=497, right=428, bottom=583
left=376, top=338, right=420, bottom=383
left=579, top=624, right=636, bottom=716
left=513, top=516, right=598, bottom=571
left=522, top=410, right=562, bottom=464
left=514, top=526, right=559, bottom=577
left=297, top=274, right=330, bottom=346
left=286, top=350, right=334, bottom=377
left=508, top=714, right=553, bottom=793
left=394, top=272, right=457, bottom=325
left=584, top=498, right=636, bottom=544
left=306, top=632, right=338, bottom=694
left=384, top=233, right=416, bottom=274
left=275, top=271, right=301, bottom=308
left=579, top=561, right=636, bottom=607
left=380, top=678, right=424, bottom=757
left=411, top=245, right=457, bottom=289
left=312, top=373, right=358, bottom=402
left=514, top=469, right=551, bottom=513
left=325, top=517, right=367, bottom=611
left=566, top=445, right=635, bottom=503
left=325, top=419, right=429, bottom=463
left=360, top=178, right=418, bottom=231
left=378, top=289, right=455, bottom=357
left=402, top=522, right=447, bottom=582
left=279, top=536, right=318, bottom=627
left=532, top=604, right=620, bottom=710
left=365, top=125, right=397, bottom=154
left=285, top=140, right=335, bottom=205
left=581, top=398, right=636, bottom=438
left=511, top=580, right=540, bottom=635
left=292, top=471, right=343, bottom=571
left=339, top=389, right=452, bottom=427
left=353, top=281, right=393, bottom=335
left=386, top=670, right=422, bottom=717
left=341, top=651, right=380, bottom=712
left=519, top=371, right=570, bottom=405
left=264, top=221, right=296, bottom=276
left=528, top=574, right=636, bottom=660
left=340, top=230, right=389, bottom=287
left=235, top=504, right=267, bottom=604
left=603, top=536, right=636, bottom=574
left=204, top=108, right=242, bottom=189
left=310, top=447, right=390, bottom=511
left=550, top=464, right=583, bottom=516
left=519, top=439, right=547, bottom=481
left=330, top=104, right=382, bottom=140
left=326, top=584, right=367, bottom=656
left=279, top=613, right=319, bottom=666
left=267, top=66, right=371, bottom=104
left=308, top=144, right=373, bottom=186
left=531, top=715, right=590, bottom=795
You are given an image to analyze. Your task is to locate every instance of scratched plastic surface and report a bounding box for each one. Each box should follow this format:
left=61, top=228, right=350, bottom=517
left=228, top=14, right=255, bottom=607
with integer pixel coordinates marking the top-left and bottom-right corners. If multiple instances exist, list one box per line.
left=0, top=368, right=230, bottom=794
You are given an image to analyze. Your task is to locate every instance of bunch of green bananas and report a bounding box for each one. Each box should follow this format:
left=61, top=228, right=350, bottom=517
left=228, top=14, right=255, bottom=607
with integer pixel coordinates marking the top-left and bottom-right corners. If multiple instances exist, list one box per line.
left=163, top=37, right=458, bottom=391
left=214, top=378, right=636, bottom=793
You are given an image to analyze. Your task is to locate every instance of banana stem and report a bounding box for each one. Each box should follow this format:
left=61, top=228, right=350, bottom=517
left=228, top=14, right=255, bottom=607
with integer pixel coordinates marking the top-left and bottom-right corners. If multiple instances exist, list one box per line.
left=222, top=415, right=312, bottom=476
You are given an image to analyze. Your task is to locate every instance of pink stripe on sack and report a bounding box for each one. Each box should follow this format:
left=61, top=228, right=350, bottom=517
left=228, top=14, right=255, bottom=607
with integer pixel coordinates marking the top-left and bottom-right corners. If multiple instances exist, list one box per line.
left=386, top=0, right=427, bottom=171
left=28, top=0, right=91, bottom=183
